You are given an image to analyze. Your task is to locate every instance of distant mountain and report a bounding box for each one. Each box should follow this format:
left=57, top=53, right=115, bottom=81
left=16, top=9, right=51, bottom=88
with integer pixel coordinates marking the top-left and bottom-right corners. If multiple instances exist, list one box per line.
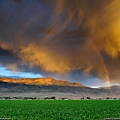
left=0, top=78, right=120, bottom=99
left=99, top=85, right=120, bottom=90
left=0, top=76, right=84, bottom=87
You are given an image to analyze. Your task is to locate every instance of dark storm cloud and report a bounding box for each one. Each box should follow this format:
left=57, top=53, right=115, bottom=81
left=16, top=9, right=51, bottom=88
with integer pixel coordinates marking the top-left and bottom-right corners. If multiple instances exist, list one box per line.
left=0, top=0, right=120, bottom=84
left=0, top=48, right=41, bottom=74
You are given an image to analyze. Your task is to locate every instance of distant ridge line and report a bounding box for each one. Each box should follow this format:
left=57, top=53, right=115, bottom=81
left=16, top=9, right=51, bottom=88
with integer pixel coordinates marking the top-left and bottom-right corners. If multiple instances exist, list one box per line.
left=0, top=76, right=85, bottom=87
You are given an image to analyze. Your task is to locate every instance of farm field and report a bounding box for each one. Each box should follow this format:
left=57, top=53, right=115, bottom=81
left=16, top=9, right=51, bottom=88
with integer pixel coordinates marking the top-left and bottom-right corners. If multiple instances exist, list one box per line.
left=0, top=100, right=120, bottom=120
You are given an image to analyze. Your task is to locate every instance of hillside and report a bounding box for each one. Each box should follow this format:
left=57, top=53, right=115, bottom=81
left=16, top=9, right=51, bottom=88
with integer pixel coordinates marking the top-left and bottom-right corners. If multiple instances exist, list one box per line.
left=0, top=77, right=84, bottom=87
left=0, top=80, right=120, bottom=99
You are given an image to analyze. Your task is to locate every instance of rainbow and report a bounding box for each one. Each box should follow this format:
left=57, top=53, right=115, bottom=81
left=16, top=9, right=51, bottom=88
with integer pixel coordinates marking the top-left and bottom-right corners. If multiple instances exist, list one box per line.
left=92, top=42, right=111, bottom=87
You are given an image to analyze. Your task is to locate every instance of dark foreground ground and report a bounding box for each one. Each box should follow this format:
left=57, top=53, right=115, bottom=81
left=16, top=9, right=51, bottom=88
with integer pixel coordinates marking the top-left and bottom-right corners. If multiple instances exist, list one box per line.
left=0, top=100, right=120, bottom=120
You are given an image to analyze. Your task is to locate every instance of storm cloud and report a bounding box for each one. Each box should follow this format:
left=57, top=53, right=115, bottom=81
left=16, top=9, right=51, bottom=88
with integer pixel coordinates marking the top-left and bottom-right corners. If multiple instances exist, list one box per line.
left=0, top=0, right=120, bottom=85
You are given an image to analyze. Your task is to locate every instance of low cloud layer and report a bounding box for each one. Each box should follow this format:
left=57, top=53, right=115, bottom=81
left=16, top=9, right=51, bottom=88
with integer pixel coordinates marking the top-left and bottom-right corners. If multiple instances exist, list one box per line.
left=0, top=0, right=120, bottom=84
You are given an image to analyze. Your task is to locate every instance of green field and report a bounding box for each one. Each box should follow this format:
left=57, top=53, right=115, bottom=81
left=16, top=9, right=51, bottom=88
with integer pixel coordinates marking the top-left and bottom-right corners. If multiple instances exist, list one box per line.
left=0, top=100, right=120, bottom=120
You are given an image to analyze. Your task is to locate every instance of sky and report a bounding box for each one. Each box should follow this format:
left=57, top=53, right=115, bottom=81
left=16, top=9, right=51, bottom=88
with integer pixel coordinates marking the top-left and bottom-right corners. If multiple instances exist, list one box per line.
left=0, top=66, right=42, bottom=78
left=0, top=0, right=120, bottom=87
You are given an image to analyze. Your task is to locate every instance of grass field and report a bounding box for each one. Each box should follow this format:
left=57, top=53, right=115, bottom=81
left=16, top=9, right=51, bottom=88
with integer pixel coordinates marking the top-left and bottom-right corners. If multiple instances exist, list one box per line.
left=0, top=100, right=120, bottom=120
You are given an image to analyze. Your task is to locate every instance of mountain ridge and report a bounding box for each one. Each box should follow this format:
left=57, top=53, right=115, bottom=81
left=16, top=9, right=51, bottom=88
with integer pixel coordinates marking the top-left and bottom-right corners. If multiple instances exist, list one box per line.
left=0, top=76, right=85, bottom=87
left=0, top=80, right=120, bottom=99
